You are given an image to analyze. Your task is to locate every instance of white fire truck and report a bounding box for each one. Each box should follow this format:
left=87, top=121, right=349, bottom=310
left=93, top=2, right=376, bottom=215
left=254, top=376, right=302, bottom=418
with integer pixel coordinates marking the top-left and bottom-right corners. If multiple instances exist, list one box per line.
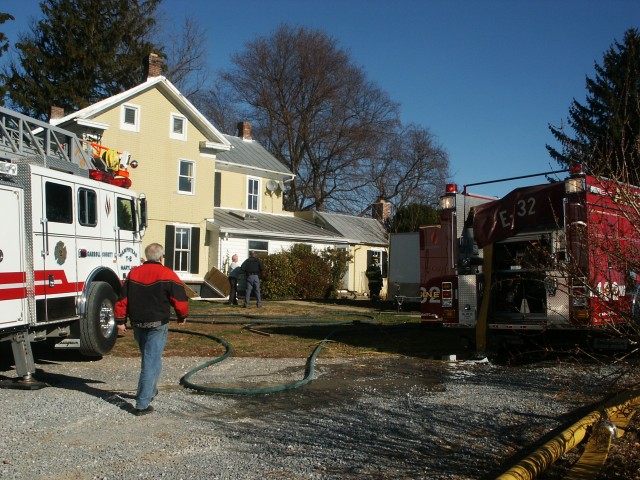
left=419, top=165, right=640, bottom=337
left=0, top=106, right=147, bottom=386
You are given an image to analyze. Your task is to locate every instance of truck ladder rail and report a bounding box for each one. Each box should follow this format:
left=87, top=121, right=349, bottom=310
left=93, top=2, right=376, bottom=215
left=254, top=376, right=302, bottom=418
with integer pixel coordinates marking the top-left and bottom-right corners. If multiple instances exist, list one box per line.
left=0, top=105, right=97, bottom=169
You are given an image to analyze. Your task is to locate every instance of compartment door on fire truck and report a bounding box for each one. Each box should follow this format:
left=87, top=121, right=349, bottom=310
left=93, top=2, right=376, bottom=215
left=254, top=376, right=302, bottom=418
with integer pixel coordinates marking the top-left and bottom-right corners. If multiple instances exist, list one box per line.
left=33, top=174, right=78, bottom=320
left=0, top=186, right=27, bottom=328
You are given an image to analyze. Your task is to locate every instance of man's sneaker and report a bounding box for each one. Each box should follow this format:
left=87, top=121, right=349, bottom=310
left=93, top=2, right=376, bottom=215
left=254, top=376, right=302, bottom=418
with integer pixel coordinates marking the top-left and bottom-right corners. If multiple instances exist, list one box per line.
left=134, top=405, right=154, bottom=416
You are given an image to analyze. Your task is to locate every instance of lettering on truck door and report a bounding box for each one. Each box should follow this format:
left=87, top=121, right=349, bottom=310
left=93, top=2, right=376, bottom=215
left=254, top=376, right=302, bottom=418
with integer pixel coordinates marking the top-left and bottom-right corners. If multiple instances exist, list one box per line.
left=114, top=194, right=140, bottom=279
left=0, top=186, right=27, bottom=328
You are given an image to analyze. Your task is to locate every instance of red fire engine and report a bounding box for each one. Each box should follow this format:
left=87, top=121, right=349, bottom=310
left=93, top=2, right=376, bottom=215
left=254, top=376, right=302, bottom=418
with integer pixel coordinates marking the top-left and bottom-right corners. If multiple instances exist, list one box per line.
left=0, top=106, right=147, bottom=386
left=420, top=164, right=640, bottom=337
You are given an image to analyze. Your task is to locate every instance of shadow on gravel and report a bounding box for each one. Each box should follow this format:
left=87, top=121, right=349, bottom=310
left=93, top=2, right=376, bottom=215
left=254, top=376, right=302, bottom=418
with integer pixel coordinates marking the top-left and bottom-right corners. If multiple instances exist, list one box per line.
left=0, top=342, right=100, bottom=376
left=0, top=345, right=139, bottom=414
left=29, top=369, right=137, bottom=414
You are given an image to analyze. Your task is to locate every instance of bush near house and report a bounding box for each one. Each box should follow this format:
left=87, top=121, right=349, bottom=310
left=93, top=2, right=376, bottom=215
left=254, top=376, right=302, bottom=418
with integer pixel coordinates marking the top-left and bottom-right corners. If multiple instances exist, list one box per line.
left=261, top=245, right=351, bottom=300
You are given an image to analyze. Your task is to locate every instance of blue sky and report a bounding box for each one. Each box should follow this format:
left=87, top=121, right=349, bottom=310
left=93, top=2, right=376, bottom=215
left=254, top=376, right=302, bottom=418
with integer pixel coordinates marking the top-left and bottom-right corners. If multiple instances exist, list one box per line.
left=2, top=0, right=639, bottom=197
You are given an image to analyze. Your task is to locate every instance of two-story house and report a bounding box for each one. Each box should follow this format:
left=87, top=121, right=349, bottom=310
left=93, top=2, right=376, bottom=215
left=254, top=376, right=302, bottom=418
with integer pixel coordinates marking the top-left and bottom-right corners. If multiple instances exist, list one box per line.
left=49, top=54, right=231, bottom=288
left=50, top=54, right=387, bottom=299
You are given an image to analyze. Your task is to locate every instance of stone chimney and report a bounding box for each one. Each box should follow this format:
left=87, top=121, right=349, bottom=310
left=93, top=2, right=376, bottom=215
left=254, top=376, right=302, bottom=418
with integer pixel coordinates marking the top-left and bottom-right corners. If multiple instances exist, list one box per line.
left=49, top=105, right=65, bottom=122
left=144, top=52, right=163, bottom=80
left=371, top=199, right=391, bottom=223
left=237, top=121, right=252, bottom=140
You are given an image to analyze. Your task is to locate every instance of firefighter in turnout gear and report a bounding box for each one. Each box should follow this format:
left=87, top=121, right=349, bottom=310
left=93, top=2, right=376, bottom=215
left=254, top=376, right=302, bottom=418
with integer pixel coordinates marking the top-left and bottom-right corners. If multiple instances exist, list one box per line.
left=366, top=256, right=383, bottom=302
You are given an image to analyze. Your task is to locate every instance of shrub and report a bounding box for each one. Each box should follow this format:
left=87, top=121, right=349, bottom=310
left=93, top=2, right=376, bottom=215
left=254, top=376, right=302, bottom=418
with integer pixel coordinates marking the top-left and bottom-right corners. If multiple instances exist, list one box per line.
left=261, top=244, right=350, bottom=300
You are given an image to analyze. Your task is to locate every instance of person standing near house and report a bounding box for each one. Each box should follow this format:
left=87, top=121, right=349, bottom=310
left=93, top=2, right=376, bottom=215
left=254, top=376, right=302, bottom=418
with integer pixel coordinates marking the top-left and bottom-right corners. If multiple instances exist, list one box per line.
left=115, top=243, right=189, bottom=416
left=366, top=256, right=383, bottom=302
left=227, top=254, right=240, bottom=305
left=241, top=250, right=264, bottom=308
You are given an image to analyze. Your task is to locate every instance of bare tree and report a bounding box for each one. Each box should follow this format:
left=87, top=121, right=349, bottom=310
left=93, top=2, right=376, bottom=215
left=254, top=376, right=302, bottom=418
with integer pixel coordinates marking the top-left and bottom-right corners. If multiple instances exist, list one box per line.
left=162, top=16, right=210, bottom=98
left=190, top=79, right=241, bottom=135
left=369, top=123, right=450, bottom=213
left=220, top=24, right=401, bottom=212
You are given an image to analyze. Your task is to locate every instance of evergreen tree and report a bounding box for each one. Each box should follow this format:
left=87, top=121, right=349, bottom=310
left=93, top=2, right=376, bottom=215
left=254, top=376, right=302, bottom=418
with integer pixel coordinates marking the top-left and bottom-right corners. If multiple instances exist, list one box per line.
left=0, top=12, right=15, bottom=104
left=0, top=12, right=14, bottom=57
left=547, top=28, right=640, bottom=184
left=390, top=203, right=440, bottom=233
left=3, top=0, right=163, bottom=119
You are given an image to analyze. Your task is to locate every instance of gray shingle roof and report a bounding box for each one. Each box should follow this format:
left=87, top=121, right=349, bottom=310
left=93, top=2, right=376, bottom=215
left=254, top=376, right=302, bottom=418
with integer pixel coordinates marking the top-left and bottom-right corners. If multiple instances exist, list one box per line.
left=216, top=134, right=291, bottom=176
left=211, top=209, right=347, bottom=243
left=307, top=212, right=388, bottom=246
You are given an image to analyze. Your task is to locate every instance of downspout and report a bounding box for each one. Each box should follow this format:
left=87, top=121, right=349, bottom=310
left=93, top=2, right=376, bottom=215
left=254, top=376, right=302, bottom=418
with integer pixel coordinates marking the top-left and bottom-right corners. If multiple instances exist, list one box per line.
left=352, top=245, right=362, bottom=293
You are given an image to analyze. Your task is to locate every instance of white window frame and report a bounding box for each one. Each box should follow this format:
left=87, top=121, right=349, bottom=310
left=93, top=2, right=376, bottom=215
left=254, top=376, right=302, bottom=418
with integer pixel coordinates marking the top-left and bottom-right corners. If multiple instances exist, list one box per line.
left=120, top=103, right=140, bottom=132
left=247, top=177, right=261, bottom=211
left=178, top=159, right=195, bottom=195
left=170, top=113, right=187, bottom=141
left=248, top=240, right=269, bottom=259
left=174, top=226, right=191, bottom=273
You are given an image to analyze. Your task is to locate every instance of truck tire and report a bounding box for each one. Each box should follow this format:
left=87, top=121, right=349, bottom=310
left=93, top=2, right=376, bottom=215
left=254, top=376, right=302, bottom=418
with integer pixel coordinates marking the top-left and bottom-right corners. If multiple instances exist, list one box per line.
left=80, top=281, right=118, bottom=356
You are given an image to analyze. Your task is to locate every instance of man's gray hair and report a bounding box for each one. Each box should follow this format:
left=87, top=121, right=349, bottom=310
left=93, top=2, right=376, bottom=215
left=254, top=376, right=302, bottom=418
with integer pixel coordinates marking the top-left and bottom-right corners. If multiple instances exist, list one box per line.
left=145, top=243, right=164, bottom=262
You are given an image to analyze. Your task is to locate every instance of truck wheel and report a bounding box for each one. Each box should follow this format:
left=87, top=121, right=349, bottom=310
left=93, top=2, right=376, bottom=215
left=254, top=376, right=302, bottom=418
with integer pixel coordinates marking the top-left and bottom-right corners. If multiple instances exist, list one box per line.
left=80, top=281, right=118, bottom=356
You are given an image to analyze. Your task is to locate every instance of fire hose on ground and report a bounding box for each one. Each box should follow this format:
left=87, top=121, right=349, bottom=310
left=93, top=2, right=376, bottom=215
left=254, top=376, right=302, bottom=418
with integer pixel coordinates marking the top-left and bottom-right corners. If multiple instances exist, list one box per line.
left=495, top=387, right=640, bottom=480
left=169, top=312, right=376, bottom=395
left=170, top=311, right=639, bottom=478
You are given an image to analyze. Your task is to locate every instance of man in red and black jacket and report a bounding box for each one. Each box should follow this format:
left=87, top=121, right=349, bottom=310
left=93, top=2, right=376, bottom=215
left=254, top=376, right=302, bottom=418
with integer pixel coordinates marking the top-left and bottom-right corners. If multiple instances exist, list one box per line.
left=115, top=243, right=188, bottom=416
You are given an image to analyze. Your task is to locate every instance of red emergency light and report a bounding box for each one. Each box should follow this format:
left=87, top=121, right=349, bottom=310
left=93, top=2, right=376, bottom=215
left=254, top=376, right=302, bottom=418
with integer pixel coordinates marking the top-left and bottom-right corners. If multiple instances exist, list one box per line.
left=569, top=163, right=586, bottom=176
left=445, top=184, right=458, bottom=194
left=89, top=169, right=132, bottom=188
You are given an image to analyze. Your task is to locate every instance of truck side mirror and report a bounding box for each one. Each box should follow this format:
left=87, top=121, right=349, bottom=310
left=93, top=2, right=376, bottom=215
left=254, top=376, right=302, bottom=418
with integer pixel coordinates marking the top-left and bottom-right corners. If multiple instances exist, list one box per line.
left=139, top=194, right=148, bottom=230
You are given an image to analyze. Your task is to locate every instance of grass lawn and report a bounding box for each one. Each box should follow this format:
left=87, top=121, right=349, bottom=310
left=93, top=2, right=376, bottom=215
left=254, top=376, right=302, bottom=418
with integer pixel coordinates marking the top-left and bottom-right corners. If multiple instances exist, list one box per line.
left=111, top=299, right=474, bottom=360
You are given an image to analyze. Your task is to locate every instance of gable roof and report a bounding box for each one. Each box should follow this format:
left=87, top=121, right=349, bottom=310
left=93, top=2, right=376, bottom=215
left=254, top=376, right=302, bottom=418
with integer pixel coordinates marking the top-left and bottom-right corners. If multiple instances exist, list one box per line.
left=215, top=133, right=293, bottom=179
left=298, top=211, right=388, bottom=246
left=49, top=76, right=230, bottom=151
left=210, top=208, right=346, bottom=244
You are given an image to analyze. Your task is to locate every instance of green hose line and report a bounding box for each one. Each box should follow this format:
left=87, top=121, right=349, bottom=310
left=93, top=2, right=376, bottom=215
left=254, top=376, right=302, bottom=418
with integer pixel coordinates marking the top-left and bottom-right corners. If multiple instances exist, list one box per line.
left=173, top=311, right=376, bottom=395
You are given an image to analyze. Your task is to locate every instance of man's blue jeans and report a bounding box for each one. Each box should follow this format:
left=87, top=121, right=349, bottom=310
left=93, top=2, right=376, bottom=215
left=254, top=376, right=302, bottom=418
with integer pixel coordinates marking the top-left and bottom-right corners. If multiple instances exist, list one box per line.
left=245, top=274, right=262, bottom=307
left=133, top=324, right=169, bottom=409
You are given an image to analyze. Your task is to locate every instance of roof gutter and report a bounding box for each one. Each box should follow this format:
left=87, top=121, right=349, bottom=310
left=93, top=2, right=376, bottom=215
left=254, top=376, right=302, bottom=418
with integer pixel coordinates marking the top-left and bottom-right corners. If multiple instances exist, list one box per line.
left=214, top=159, right=296, bottom=180
left=214, top=227, right=346, bottom=244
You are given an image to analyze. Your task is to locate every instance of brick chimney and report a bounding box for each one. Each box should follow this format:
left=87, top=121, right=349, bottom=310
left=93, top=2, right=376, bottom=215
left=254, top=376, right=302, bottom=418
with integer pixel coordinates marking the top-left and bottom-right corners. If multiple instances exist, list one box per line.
left=49, top=105, right=65, bottom=122
left=237, top=121, right=252, bottom=140
left=371, top=199, right=391, bottom=223
left=144, top=52, right=163, bottom=80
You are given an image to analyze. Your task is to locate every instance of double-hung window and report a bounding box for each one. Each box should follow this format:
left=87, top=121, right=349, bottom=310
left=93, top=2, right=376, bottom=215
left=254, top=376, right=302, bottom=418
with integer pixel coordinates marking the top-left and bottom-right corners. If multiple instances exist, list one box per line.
left=170, top=113, right=187, bottom=140
left=173, top=227, right=191, bottom=272
left=247, top=177, right=260, bottom=211
left=178, top=159, right=195, bottom=194
left=165, top=225, right=200, bottom=274
left=121, top=104, right=140, bottom=132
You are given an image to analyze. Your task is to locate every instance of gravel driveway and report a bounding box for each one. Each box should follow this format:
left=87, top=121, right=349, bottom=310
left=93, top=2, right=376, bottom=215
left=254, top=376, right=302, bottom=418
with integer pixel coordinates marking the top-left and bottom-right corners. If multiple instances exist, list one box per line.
left=0, top=353, right=631, bottom=480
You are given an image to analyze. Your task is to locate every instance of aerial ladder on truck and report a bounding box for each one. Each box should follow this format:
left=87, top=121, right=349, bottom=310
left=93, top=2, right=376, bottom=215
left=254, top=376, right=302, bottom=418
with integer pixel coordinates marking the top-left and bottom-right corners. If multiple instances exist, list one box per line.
left=0, top=106, right=146, bottom=389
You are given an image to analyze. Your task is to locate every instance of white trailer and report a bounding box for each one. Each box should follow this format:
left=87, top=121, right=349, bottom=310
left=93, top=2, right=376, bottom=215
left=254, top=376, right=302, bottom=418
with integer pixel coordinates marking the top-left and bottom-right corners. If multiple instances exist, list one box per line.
left=388, top=232, right=421, bottom=306
left=0, top=106, right=147, bottom=387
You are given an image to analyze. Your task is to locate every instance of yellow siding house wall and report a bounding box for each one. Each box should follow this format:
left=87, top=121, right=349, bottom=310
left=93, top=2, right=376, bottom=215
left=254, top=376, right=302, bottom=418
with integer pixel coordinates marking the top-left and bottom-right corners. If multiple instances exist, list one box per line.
left=86, top=88, right=216, bottom=279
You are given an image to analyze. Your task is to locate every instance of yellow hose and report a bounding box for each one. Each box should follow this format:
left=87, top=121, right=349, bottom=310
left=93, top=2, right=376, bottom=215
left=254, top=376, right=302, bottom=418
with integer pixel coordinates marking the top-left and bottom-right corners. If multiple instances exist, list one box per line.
left=496, top=389, right=640, bottom=480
